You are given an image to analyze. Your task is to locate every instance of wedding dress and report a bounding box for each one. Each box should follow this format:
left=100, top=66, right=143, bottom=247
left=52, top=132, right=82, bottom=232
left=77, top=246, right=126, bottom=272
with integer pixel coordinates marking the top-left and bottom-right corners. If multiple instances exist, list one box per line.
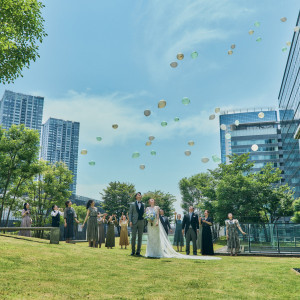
left=145, top=206, right=221, bottom=260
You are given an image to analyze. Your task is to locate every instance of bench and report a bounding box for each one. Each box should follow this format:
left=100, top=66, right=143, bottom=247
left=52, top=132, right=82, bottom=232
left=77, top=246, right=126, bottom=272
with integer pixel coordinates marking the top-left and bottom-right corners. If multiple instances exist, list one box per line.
left=0, top=227, right=60, bottom=244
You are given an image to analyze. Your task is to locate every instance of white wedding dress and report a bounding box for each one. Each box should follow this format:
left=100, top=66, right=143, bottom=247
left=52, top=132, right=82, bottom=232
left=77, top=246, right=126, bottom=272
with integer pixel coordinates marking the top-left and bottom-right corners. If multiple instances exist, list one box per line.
left=145, top=206, right=221, bottom=260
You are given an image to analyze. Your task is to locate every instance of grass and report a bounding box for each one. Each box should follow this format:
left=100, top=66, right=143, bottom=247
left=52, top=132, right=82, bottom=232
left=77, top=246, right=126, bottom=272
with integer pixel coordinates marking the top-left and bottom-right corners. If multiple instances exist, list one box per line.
left=0, top=235, right=299, bottom=299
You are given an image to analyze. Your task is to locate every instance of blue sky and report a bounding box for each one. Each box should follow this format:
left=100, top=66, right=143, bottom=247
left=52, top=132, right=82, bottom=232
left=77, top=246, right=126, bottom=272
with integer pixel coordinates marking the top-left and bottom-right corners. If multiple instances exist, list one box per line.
left=1, top=0, right=299, bottom=213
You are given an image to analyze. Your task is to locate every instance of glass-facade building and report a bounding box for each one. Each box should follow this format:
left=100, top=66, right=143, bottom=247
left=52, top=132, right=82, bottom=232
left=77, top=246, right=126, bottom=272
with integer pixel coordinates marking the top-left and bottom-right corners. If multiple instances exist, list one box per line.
left=278, top=12, right=300, bottom=197
left=0, top=90, right=44, bottom=135
left=40, top=118, right=80, bottom=194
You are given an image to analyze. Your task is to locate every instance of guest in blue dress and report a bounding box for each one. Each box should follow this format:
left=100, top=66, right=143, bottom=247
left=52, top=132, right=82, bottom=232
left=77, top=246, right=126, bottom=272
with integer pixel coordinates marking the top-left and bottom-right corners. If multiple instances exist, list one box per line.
left=173, top=212, right=184, bottom=252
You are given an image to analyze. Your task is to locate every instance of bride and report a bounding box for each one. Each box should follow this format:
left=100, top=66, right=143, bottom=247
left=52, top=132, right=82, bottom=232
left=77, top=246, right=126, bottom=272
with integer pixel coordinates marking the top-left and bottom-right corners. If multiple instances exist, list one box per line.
left=145, top=199, right=221, bottom=260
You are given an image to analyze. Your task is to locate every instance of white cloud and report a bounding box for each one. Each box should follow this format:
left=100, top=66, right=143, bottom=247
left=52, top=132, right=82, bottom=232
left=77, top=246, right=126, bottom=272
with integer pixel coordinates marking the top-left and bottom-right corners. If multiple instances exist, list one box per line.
left=135, top=0, right=253, bottom=80
left=42, top=90, right=220, bottom=147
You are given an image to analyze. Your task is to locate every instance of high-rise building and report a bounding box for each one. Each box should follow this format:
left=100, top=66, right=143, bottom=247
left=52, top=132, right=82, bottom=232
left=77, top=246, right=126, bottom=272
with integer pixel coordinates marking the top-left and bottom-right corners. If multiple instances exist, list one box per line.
left=40, top=118, right=80, bottom=194
left=219, top=109, right=283, bottom=172
left=278, top=12, right=300, bottom=197
left=0, top=90, right=44, bottom=134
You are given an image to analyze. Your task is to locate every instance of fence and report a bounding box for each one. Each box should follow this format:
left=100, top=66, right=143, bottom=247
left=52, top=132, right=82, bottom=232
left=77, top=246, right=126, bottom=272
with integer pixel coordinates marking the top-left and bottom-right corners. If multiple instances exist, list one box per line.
left=236, top=223, right=300, bottom=253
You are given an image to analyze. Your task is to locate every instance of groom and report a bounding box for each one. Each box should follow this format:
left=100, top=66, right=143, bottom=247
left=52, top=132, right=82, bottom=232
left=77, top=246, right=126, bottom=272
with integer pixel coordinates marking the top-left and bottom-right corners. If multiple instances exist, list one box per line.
left=182, top=206, right=199, bottom=255
left=129, top=192, right=144, bottom=256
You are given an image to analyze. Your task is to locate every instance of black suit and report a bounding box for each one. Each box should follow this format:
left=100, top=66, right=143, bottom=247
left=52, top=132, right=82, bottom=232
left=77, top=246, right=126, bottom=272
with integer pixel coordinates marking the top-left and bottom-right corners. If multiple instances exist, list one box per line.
left=159, top=215, right=171, bottom=235
left=182, top=213, right=199, bottom=255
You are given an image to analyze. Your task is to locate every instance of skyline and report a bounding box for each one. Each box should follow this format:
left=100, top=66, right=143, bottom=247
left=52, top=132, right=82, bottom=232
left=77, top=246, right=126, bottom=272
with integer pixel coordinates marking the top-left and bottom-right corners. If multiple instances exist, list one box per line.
left=0, top=0, right=299, bottom=213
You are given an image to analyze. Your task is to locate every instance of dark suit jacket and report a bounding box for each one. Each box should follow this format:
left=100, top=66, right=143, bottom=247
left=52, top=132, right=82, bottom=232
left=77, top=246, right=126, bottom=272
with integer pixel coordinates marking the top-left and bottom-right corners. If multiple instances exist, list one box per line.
left=182, top=213, right=199, bottom=236
left=159, top=215, right=171, bottom=235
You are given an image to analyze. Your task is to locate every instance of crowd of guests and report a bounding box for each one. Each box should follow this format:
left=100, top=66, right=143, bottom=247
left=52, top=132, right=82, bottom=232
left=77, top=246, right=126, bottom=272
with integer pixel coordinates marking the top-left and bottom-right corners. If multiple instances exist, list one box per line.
left=18, top=200, right=246, bottom=255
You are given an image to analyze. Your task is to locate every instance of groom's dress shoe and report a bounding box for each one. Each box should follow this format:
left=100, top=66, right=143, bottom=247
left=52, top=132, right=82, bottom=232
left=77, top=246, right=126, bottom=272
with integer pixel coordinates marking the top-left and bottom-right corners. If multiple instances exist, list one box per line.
left=193, top=252, right=197, bottom=256
left=136, top=253, right=142, bottom=257
left=186, top=252, right=190, bottom=255
left=131, top=252, right=135, bottom=256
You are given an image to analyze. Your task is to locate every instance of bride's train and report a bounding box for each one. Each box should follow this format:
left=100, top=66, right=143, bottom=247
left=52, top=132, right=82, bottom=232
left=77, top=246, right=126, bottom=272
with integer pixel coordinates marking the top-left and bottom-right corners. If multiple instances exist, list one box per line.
left=146, top=220, right=221, bottom=260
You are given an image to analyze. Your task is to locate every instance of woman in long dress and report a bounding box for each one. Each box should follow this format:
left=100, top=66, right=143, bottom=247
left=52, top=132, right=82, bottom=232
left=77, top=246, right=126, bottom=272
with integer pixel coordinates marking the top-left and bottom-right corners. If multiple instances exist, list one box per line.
left=97, top=212, right=107, bottom=248
left=173, top=212, right=184, bottom=252
left=119, top=213, right=129, bottom=249
left=105, top=215, right=118, bottom=249
left=145, top=199, right=221, bottom=261
left=82, top=200, right=98, bottom=247
left=226, top=213, right=246, bottom=256
left=64, top=201, right=80, bottom=243
left=19, top=203, right=32, bottom=237
left=200, top=210, right=214, bottom=255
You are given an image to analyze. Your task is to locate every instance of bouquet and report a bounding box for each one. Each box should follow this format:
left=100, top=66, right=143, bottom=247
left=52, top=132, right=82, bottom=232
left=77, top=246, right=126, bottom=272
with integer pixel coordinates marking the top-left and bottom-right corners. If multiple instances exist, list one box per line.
left=144, top=210, right=156, bottom=226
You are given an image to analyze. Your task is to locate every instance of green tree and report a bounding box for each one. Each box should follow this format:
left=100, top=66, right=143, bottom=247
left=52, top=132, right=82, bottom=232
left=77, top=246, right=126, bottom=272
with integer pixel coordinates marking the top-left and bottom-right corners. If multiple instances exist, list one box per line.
left=142, top=190, right=176, bottom=217
left=291, top=199, right=300, bottom=223
left=27, top=160, right=73, bottom=236
left=101, top=182, right=136, bottom=218
left=179, top=173, right=215, bottom=214
left=0, top=0, right=47, bottom=84
left=72, top=204, right=87, bottom=223
left=0, top=124, right=40, bottom=224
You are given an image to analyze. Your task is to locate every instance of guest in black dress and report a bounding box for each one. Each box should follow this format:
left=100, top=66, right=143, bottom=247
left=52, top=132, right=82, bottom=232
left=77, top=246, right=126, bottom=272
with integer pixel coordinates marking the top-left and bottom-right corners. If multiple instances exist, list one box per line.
left=51, top=205, right=63, bottom=227
left=200, top=210, right=214, bottom=255
left=64, top=200, right=80, bottom=243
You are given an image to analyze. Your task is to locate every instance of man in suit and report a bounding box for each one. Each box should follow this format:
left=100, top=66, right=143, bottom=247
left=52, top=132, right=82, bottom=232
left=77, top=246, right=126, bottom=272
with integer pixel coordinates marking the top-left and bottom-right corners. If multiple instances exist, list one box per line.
left=159, top=209, right=172, bottom=235
left=129, top=192, right=144, bottom=256
left=182, top=206, right=199, bottom=255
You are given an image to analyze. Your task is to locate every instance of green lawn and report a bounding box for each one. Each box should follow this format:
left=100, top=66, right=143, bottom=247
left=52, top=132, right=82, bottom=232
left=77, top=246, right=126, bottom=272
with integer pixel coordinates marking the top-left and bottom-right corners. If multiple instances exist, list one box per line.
left=0, top=236, right=299, bottom=299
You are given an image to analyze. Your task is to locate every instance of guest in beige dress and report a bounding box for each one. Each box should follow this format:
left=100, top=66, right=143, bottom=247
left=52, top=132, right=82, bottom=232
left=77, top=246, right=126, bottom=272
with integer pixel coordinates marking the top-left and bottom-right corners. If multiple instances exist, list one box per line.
left=19, top=203, right=32, bottom=237
left=119, top=213, right=129, bottom=249
left=97, top=212, right=107, bottom=248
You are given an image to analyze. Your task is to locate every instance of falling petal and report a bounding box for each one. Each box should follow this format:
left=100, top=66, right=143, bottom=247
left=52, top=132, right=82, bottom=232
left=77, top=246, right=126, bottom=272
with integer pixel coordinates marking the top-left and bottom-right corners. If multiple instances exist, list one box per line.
left=256, top=37, right=262, bottom=42
left=212, top=155, right=221, bottom=163
left=282, top=47, right=288, bottom=52
left=249, top=30, right=254, bottom=35
left=231, top=44, right=236, bottom=49
left=294, top=26, right=300, bottom=32
left=140, top=164, right=145, bottom=170
left=280, top=17, right=287, bottom=22
left=286, top=41, right=291, bottom=47
left=258, top=112, right=265, bottom=119
left=150, top=150, right=156, bottom=156
left=81, top=149, right=88, bottom=155
left=96, top=137, right=102, bottom=142
left=254, top=21, right=260, bottom=27
left=112, top=124, right=118, bottom=129
left=161, top=121, right=168, bottom=127
left=184, top=150, right=191, bottom=156
left=215, top=107, right=221, bottom=113
left=188, top=141, right=195, bottom=146
left=201, top=157, right=209, bottom=163
left=149, top=136, right=155, bottom=141
left=174, top=117, right=180, bottom=122
left=145, top=141, right=152, bottom=146
left=235, top=120, right=240, bottom=126
left=228, top=50, right=233, bottom=55
left=225, top=133, right=231, bottom=140
left=89, top=161, right=96, bottom=166
left=209, top=114, right=216, bottom=120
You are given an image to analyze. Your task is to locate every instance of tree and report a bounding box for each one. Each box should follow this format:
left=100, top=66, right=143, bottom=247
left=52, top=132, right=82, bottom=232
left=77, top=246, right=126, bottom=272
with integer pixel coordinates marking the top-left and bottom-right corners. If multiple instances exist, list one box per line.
left=0, top=124, right=40, bottom=224
left=179, top=173, right=215, bottom=214
left=101, top=182, right=136, bottom=218
left=142, top=190, right=176, bottom=217
left=0, top=0, right=47, bottom=84
left=27, top=160, right=73, bottom=236
left=291, top=199, right=300, bottom=223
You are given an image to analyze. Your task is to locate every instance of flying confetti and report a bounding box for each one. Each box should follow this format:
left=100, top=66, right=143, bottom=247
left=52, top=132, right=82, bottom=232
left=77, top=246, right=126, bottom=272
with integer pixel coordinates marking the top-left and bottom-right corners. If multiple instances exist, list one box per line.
left=254, top=21, right=260, bottom=27
left=249, top=30, right=254, bottom=35
left=258, top=112, right=265, bottom=119
left=280, top=17, right=287, bottom=22
left=81, top=149, right=88, bottom=155
left=161, top=121, right=168, bottom=127
left=212, top=155, right=221, bottom=163
left=158, top=100, right=166, bottom=108
left=177, top=53, right=184, bottom=60
left=256, top=37, right=262, bottom=42
left=251, top=144, right=258, bottom=151
left=294, top=26, right=300, bottom=32
left=191, top=51, right=198, bottom=59
left=220, top=124, right=227, bottom=130
left=170, top=62, right=178, bottom=68
left=235, top=120, right=240, bottom=126
left=112, top=124, right=118, bottom=129
left=174, top=117, right=180, bottom=122
left=282, top=47, right=288, bottom=52
left=201, top=157, right=209, bottom=163
left=184, top=150, right=191, bottom=156
left=182, top=97, right=190, bottom=105
left=150, top=150, right=156, bottom=156
left=228, top=50, right=233, bottom=55
left=209, top=114, right=216, bottom=120
left=89, top=161, right=96, bottom=166
left=96, top=137, right=102, bottom=142
left=188, top=141, right=195, bottom=146
left=231, top=44, right=236, bottom=49
left=149, top=136, right=155, bottom=141
left=132, top=152, right=140, bottom=159
left=225, top=133, right=231, bottom=140
left=286, top=41, right=291, bottom=47
left=215, top=107, right=221, bottom=113
left=145, top=141, right=152, bottom=146
left=140, top=164, right=145, bottom=170
left=144, top=110, right=151, bottom=117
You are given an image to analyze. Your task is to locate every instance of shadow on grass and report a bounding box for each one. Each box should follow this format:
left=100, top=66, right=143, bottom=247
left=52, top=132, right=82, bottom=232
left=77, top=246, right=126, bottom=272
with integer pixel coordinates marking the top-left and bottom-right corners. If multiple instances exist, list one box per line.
left=0, top=233, right=49, bottom=245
